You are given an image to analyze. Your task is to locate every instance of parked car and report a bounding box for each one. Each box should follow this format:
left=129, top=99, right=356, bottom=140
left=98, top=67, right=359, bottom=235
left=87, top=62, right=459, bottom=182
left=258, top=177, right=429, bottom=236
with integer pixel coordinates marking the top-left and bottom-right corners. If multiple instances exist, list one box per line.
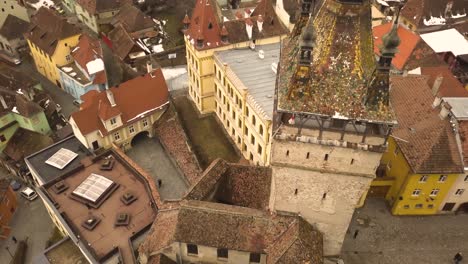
left=0, top=51, right=21, bottom=65
left=20, top=187, right=38, bottom=201
left=10, top=180, right=22, bottom=191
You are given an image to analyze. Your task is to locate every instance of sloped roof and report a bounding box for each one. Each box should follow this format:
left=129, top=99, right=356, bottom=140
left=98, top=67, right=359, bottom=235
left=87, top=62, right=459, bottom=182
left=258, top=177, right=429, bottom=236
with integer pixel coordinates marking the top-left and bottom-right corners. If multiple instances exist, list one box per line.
left=390, top=75, right=463, bottom=174
left=0, top=15, right=29, bottom=40
left=420, top=29, right=468, bottom=57
left=24, top=7, right=80, bottom=56
left=401, top=0, right=467, bottom=29
left=420, top=66, right=468, bottom=97
left=71, top=34, right=107, bottom=85
left=107, top=24, right=137, bottom=60
left=70, top=69, right=169, bottom=136
left=139, top=200, right=322, bottom=264
left=3, top=128, right=53, bottom=162
left=185, top=0, right=288, bottom=51
left=111, top=3, right=155, bottom=33
left=457, top=121, right=468, bottom=166
left=185, top=159, right=272, bottom=210
left=76, top=0, right=131, bottom=15
left=373, top=22, right=421, bottom=71
left=405, top=39, right=444, bottom=70
left=15, top=94, right=43, bottom=117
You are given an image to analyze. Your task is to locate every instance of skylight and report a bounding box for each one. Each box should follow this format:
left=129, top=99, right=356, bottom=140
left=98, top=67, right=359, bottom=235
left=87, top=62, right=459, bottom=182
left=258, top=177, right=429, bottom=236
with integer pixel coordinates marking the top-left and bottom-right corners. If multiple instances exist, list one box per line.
left=45, top=148, right=79, bottom=169
left=72, top=174, right=114, bottom=203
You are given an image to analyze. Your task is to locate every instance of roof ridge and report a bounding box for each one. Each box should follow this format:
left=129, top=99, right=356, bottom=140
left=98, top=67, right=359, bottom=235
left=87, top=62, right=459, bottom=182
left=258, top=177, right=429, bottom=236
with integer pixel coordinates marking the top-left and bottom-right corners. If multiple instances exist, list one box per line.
left=265, top=218, right=299, bottom=262
left=183, top=201, right=267, bottom=218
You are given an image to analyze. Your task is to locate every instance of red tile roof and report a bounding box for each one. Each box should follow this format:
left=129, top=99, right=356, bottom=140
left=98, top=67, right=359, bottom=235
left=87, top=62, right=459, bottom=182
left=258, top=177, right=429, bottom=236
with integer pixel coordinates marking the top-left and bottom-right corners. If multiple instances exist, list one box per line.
left=390, top=75, right=463, bottom=174
left=72, top=34, right=107, bottom=85
left=373, top=23, right=420, bottom=71
left=457, top=121, right=468, bottom=166
left=420, top=66, right=468, bottom=97
left=71, top=69, right=169, bottom=136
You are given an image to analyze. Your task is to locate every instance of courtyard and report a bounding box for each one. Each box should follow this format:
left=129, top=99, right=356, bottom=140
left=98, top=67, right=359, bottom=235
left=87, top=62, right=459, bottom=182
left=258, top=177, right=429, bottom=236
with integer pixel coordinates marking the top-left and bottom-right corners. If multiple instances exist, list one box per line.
left=342, top=198, right=468, bottom=264
left=126, top=132, right=188, bottom=200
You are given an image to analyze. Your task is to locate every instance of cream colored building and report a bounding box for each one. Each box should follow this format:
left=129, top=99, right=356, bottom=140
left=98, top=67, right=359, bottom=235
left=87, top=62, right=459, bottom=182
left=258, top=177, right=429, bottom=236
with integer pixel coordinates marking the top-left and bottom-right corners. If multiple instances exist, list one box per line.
left=211, top=43, right=280, bottom=165
left=0, top=0, right=29, bottom=26
left=70, top=68, right=169, bottom=151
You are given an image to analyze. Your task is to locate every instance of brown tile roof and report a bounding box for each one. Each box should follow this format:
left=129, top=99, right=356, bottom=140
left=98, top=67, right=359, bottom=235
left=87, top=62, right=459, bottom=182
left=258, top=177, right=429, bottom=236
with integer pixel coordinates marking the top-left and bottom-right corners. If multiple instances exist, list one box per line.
left=390, top=75, right=463, bottom=174
left=24, top=7, right=80, bottom=56
left=401, top=0, right=468, bottom=30
left=420, top=66, right=468, bottom=97
left=373, top=23, right=421, bottom=71
left=0, top=67, right=39, bottom=93
left=186, top=159, right=272, bottom=210
left=0, top=15, right=29, bottom=40
left=107, top=24, right=138, bottom=60
left=3, top=128, right=53, bottom=162
left=72, top=34, right=107, bottom=85
left=15, top=94, right=43, bottom=117
left=76, top=0, right=131, bottom=15
left=405, top=39, right=445, bottom=70
left=71, top=69, right=169, bottom=136
left=111, top=3, right=156, bottom=33
left=185, top=0, right=288, bottom=51
left=457, top=121, right=468, bottom=165
left=139, top=200, right=322, bottom=264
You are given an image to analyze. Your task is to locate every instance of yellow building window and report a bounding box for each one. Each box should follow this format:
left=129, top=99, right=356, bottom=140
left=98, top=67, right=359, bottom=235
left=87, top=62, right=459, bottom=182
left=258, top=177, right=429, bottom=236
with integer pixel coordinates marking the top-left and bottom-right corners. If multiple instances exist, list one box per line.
left=259, top=124, right=264, bottom=135
left=429, top=189, right=439, bottom=197
left=257, top=144, right=262, bottom=155
left=438, top=175, right=447, bottom=182
left=415, top=204, right=423, bottom=209
left=412, top=189, right=421, bottom=197
left=455, top=189, right=465, bottom=196
left=252, top=115, right=256, bottom=126
left=419, top=175, right=428, bottom=182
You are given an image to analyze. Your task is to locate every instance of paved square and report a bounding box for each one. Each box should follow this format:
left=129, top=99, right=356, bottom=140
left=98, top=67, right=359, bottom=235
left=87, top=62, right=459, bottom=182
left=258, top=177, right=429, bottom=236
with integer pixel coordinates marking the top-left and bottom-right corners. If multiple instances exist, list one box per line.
left=342, top=198, right=468, bottom=264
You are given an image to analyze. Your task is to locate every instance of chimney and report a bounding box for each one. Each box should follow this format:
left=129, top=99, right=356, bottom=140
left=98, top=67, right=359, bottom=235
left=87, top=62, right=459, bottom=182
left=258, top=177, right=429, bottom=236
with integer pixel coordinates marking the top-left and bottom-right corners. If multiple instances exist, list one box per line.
left=106, top=89, right=116, bottom=107
left=432, top=75, right=443, bottom=96
left=244, top=8, right=251, bottom=18
left=245, top=19, right=253, bottom=40
left=146, top=61, right=153, bottom=73
left=257, top=15, right=264, bottom=33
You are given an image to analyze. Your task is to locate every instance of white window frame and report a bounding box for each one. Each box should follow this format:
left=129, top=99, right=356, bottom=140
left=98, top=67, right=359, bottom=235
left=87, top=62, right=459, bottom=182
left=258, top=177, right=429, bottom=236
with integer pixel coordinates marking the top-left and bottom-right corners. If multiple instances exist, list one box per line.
left=129, top=125, right=135, bottom=134
left=110, top=117, right=116, bottom=125
left=412, top=189, right=421, bottom=197
left=429, top=189, right=439, bottom=197
left=419, top=175, right=428, bottom=183
left=455, top=189, right=465, bottom=196
left=113, top=132, right=120, bottom=141
left=142, top=119, right=148, bottom=127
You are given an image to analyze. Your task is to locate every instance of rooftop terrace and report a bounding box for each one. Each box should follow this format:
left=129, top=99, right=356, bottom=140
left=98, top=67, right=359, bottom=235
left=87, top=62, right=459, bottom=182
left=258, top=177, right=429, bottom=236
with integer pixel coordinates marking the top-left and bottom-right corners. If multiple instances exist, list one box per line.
left=277, top=0, right=395, bottom=122
left=43, top=150, right=157, bottom=263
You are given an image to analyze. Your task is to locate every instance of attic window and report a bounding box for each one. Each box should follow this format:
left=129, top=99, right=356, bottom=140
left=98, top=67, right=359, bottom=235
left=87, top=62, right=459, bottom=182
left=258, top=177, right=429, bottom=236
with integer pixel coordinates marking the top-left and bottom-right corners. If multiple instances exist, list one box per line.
left=115, top=213, right=130, bottom=226
left=250, top=253, right=261, bottom=263
left=208, top=22, right=213, bottom=29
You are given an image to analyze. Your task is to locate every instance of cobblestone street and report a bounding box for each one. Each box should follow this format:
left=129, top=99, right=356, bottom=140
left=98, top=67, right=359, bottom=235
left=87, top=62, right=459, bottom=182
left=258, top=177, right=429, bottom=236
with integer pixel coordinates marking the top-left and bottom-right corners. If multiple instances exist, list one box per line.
left=342, top=198, right=468, bottom=264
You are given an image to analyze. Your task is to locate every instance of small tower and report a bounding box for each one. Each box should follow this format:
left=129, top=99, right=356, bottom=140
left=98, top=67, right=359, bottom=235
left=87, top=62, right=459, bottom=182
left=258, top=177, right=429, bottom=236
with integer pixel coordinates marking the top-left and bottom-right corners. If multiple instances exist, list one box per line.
left=365, top=6, right=402, bottom=108
left=182, top=13, right=190, bottom=31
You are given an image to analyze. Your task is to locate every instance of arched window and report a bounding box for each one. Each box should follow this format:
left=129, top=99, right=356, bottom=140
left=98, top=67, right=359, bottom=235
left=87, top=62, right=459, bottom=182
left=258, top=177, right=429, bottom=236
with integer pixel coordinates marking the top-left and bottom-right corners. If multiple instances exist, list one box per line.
left=259, top=125, right=263, bottom=135
left=252, top=115, right=256, bottom=126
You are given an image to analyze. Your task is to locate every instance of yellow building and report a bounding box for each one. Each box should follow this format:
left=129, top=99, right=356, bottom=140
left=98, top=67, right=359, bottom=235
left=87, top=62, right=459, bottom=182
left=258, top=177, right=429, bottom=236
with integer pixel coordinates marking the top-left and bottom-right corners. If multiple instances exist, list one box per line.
left=373, top=75, right=464, bottom=215
left=25, top=7, right=81, bottom=87
left=184, top=0, right=288, bottom=115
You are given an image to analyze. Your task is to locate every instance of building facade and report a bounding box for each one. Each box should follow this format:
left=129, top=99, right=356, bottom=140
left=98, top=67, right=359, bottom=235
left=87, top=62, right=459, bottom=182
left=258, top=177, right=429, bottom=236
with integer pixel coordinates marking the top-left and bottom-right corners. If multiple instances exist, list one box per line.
left=0, top=179, right=17, bottom=239
left=25, top=7, right=81, bottom=87
left=70, top=68, right=169, bottom=151
left=0, top=15, right=29, bottom=58
left=184, top=0, right=288, bottom=115
left=58, top=34, right=107, bottom=101
left=0, top=0, right=29, bottom=26
left=74, top=0, right=130, bottom=33
left=269, top=0, right=399, bottom=256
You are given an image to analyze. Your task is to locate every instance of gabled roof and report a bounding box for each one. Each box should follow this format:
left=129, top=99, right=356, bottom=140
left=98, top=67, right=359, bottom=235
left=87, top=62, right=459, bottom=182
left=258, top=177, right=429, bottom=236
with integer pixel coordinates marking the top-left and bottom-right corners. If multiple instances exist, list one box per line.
left=420, top=66, right=468, bottom=97
left=76, top=0, right=131, bottom=15
left=185, top=0, right=288, bottom=51
left=71, top=34, right=107, bottom=85
left=405, top=39, right=444, bottom=70
left=107, top=24, right=138, bottom=60
left=15, top=94, right=43, bottom=117
left=401, top=0, right=467, bottom=30
left=139, top=200, right=322, bottom=264
left=71, top=69, right=169, bottom=136
left=3, top=128, right=53, bottom=162
left=0, top=15, right=29, bottom=40
left=373, top=22, right=421, bottom=71
left=390, top=75, right=464, bottom=174
left=24, top=7, right=80, bottom=56
left=111, top=3, right=156, bottom=33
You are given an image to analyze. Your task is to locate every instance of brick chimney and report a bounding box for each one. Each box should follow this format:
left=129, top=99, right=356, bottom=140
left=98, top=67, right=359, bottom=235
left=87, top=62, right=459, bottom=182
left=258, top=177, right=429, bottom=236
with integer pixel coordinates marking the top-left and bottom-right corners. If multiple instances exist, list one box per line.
left=432, top=75, right=444, bottom=96
left=106, top=89, right=116, bottom=107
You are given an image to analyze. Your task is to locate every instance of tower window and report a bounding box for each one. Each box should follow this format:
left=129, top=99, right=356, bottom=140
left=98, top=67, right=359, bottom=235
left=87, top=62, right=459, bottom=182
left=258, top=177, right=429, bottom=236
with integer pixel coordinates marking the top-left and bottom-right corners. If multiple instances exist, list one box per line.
left=286, top=150, right=289, bottom=156
left=324, top=154, right=329, bottom=161
left=350, top=158, right=354, bottom=165
left=306, top=152, right=310, bottom=159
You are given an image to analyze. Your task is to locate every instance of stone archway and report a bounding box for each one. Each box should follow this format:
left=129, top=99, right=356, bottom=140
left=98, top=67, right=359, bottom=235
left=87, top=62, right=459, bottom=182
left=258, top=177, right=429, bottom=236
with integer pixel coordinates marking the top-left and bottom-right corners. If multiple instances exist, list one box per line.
left=130, top=131, right=150, bottom=147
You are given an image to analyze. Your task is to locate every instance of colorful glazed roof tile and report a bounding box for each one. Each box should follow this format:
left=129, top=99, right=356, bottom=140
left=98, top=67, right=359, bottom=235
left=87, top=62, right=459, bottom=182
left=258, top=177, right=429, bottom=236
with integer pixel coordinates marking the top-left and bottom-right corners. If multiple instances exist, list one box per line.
left=277, top=0, right=394, bottom=122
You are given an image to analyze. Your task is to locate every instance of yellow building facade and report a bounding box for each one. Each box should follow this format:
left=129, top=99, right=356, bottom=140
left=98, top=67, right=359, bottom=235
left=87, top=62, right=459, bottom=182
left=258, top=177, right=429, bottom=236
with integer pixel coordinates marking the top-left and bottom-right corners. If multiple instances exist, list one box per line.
left=379, top=137, right=460, bottom=215
left=25, top=8, right=81, bottom=87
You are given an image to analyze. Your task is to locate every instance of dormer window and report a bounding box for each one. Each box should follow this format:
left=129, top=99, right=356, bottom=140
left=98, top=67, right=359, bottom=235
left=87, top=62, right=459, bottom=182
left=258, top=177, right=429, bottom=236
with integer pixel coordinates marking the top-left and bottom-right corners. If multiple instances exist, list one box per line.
left=187, top=244, right=198, bottom=255
left=110, top=117, right=116, bottom=125
left=249, top=253, right=261, bottom=263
